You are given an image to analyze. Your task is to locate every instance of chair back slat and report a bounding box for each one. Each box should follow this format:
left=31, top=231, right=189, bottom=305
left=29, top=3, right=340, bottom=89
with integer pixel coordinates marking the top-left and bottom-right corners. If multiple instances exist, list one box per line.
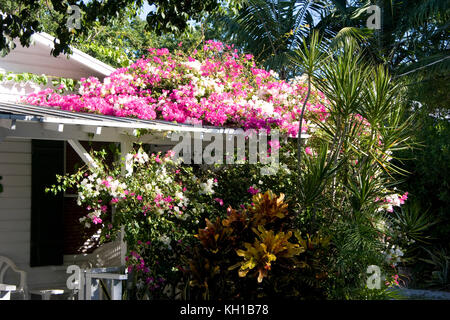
left=0, top=261, right=8, bottom=282
left=0, top=256, right=28, bottom=299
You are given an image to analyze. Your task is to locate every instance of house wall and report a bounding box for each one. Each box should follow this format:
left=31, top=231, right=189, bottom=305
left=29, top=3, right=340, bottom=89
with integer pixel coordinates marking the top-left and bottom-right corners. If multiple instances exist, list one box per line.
left=0, top=137, right=69, bottom=293
left=0, top=35, right=119, bottom=298
left=0, top=137, right=173, bottom=297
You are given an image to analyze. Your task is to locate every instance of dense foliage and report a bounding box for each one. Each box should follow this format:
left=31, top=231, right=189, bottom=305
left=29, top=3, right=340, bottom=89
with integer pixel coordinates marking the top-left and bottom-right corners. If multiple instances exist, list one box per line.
left=186, top=190, right=330, bottom=300
left=1, top=0, right=447, bottom=299
left=48, top=148, right=221, bottom=299
left=392, top=113, right=450, bottom=290
left=0, top=0, right=229, bottom=56
left=209, top=0, right=325, bottom=79
left=43, top=35, right=424, bottom=299
left=210, top=0, right=449, bottom=114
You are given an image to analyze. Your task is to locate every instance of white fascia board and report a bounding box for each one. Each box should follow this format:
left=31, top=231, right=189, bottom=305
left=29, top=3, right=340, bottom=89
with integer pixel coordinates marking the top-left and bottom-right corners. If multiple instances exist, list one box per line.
left=1, top=113, right=306, bottom=140
left=40, top=116, right=243, bottom=134
left=81, top=125, right=102, bottom=135
left=68, top=46, right=117, bottom=77
left=31, top=32, right=116, bottom=77
left=0, top=120, right=171, bottom=144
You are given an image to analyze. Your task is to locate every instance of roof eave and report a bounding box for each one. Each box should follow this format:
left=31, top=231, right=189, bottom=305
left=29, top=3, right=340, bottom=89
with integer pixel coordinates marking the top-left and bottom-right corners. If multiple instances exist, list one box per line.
left=32, top=32, right=117, bottom=78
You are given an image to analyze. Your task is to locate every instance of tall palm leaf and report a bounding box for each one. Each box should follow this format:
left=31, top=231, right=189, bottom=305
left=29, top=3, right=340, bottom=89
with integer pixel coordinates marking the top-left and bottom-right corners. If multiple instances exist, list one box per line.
left=213, top=0, right=325, bottom=78
left=315, top=0, right=449, bottom=114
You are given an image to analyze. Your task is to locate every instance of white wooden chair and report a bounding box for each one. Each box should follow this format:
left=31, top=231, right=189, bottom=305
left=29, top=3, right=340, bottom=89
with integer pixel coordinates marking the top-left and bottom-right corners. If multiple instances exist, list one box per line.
left=67, top=234, right=128, bottom=300
left=0, top=256, right=29, bottom=300
left=83, top=237, right=128, bottom=300
left=89, top=238, right=125, bottom=268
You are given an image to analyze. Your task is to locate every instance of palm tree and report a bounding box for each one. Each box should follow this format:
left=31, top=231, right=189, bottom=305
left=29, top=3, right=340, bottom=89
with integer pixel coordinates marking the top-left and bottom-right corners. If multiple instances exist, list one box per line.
left=315, top=0, right=449, bottom=112
left=318, top=1, right=449, bottom=75
left=211, top=0, right=448, bottom=110
left=210, top=0, right=325, bottom=79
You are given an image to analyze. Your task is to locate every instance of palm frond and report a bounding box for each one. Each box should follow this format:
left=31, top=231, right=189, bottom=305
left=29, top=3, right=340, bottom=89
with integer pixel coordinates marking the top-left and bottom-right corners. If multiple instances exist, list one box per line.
left=407, top=0, right=450, bottom=26
left=213, top=0, right=326, bottom=75
left=395, top=52, right=450, bottom=79
left=328, top=26, right=374, bottom=51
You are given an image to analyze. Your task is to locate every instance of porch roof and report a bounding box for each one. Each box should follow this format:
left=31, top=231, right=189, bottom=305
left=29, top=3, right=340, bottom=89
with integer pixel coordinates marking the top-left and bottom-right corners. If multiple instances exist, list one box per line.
left=0, top=101, right=242, bottom=144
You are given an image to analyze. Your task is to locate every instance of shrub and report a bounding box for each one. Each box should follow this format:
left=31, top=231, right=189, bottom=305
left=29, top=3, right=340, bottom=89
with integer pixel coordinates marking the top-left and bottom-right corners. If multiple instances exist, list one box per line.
left=185, top=190, right=330, bottom=300
left=48, top=147, right=221, bottom=299
left=45, top=38, right=417, bottom=300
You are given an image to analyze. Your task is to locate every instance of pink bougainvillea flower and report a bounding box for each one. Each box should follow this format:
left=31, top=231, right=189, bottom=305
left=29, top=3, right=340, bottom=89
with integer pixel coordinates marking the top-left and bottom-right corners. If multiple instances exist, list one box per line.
left=247, top=186, right=260, bottom=195
left=399, top=192, right=408, bottom=204
left=163, top=196, right=174, bottom=203
left=21, top=41, right=333, bottom=138
left=92, top=216, right=102, bottom=224
left=268, top=140, right=280, bottom=151
left=165, top=150, right=175, bottom=158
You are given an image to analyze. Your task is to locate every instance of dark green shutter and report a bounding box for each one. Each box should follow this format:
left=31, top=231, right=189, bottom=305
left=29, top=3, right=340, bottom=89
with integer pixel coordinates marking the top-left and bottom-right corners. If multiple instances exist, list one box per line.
left=30, top=140, right=65, bottom=267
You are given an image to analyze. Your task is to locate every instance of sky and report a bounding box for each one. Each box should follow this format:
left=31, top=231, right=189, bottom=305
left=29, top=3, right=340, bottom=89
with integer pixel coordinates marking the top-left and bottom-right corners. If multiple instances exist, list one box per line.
left=138, top=2, right=156, bottom=20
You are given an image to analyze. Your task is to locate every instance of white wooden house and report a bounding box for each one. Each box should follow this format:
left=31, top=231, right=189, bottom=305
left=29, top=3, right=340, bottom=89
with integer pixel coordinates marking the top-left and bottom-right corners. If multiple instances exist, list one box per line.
left=0, top=32, right=237, bottom=299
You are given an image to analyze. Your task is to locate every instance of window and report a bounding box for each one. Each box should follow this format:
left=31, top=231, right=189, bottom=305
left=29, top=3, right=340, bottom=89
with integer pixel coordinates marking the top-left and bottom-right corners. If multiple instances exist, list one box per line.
left=30, top=140, right=113, bottom=266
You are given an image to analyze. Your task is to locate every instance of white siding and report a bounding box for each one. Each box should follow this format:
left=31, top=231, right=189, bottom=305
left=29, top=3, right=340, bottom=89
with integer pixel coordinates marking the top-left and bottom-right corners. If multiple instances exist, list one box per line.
left=0, top=138, right=31, bottom=266
left=0, top=138, right=69, bottom=294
